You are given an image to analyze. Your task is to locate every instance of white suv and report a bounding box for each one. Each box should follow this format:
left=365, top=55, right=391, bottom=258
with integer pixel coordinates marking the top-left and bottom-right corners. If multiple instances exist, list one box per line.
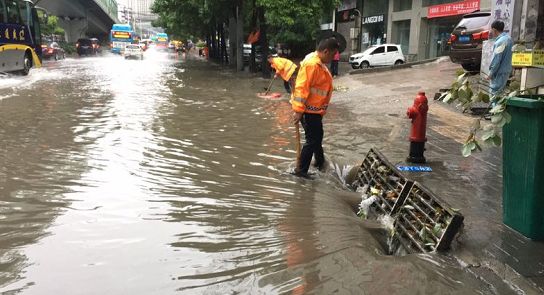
left=123, top=44, right=144, bottom=60
left=349, top=44, right=405, bottom=69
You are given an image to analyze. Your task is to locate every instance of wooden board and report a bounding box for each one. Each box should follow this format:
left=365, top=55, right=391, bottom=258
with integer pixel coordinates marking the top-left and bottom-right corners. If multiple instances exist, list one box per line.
left=256, top=92, right=283, bottom=99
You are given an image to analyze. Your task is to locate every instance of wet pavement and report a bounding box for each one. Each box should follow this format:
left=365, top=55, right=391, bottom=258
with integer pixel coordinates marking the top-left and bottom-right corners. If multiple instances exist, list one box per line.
left=0, top=51, right=541, bottom=294
left=335, top=60, right=544, bottom=293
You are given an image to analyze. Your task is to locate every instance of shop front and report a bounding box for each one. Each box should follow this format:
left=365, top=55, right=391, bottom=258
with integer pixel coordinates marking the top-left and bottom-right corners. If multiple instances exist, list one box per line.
left=361, top=14, right=386, bottom=49
left=361, top=0, right=389, bottom=51
left=424, top=0, right=480, bottom=59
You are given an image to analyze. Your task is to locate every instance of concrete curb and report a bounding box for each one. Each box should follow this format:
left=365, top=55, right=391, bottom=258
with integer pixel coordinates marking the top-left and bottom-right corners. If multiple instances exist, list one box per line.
left=348, top=58, right=440, bottom=75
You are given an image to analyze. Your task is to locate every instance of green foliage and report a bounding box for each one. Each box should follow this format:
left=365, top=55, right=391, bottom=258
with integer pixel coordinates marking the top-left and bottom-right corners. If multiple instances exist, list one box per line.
left=440, top=72, right=532, bottom=157
left=41, top=15, right=65, bottom=36
left=151, top=0, right=340, bottom=55
left=59, top=42, right=76, bottom=55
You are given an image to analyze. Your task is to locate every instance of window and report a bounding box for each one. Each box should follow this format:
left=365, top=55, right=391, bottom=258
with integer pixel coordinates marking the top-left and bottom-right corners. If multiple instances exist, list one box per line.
left=455, top=14, right=492, bottom=30
left=393, top=0, right=412, bottom=12
left=6, top=0, right=20, bottom=24
left=18, top=0, right=28, bottom=26
left=0, top=0, right=6, bottom=23
left=372, top=46, right=385, bottom=54
left=422, top=0, right=458, bottom=6
left=387, top=46, right=398, bottom=52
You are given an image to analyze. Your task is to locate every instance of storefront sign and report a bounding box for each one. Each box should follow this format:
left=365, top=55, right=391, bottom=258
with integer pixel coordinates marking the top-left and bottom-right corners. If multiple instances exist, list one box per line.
left=338, top=0, right=356, bottom=12
left=492, top=0, right=515, bottom=34
left=428, top=0, right=480, bottom=19
left=362, top=14, right=384, bottom=25
left=512, top=51, right=544, bottom=67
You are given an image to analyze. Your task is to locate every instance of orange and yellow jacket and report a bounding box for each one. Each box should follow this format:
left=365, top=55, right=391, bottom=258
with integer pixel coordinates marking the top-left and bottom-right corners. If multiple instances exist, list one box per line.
left=290, top=51, right=333, bottom=116
left=270, top=57, right=297, bottom=82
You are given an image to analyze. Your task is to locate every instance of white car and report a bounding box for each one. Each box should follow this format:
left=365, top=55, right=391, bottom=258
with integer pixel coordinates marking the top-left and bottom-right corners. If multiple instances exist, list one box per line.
left=349, top=44, right=405, bottom=69
left=123, top=44, right=144, bottom=60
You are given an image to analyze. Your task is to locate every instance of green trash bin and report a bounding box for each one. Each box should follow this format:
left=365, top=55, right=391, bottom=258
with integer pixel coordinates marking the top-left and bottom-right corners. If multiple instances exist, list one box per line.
left=503, top=96, right=544, bottom=240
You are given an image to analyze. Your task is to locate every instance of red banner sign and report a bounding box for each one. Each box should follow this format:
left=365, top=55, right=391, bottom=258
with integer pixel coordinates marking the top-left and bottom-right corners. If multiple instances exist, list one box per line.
left=428, top=0, right=480, bottom=19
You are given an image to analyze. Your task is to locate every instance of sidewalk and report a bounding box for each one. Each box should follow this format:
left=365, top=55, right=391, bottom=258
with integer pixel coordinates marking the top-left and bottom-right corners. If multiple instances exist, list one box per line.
left=330, top=59, right=544, bottom=293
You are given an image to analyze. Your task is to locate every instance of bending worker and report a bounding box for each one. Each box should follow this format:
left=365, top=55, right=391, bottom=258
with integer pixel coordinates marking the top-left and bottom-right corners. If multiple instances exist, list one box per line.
left=290, top=38, right=339, bottom=177
left=268, top=54, right=298, bottom=94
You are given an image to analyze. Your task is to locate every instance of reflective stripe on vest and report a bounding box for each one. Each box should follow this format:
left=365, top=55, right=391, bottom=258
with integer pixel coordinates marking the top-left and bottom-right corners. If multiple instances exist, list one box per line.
left=306, top=104, right=328, bottom=112
left=292, top=97, right=307, bottom=104
left=310, top=87, right=329, bottom=97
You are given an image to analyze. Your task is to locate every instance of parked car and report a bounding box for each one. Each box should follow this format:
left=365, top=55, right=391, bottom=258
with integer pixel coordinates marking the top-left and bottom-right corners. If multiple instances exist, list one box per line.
left=449, top=11, right=492, bottom=72
left=349, top=44, right=405, bottom=69
left=76, top=38, right=98, bottom=56
left=123, top=44, right=144, bottom=60
left=41, top=42, right=65, bottom=60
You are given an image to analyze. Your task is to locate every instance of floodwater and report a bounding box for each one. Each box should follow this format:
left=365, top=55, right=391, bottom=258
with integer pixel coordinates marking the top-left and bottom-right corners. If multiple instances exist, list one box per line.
left=0, top=50, right=516, bottom=294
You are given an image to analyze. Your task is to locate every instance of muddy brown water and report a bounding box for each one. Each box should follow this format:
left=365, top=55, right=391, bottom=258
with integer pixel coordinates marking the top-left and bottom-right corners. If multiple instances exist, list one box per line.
left=0, top=51, right=514, bottom=294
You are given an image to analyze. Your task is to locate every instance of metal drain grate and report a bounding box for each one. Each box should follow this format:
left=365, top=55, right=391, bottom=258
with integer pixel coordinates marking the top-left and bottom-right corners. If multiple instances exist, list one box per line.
left=390, top=182, right=464, bottom=253
left=349, top=149, right=464, bottom=253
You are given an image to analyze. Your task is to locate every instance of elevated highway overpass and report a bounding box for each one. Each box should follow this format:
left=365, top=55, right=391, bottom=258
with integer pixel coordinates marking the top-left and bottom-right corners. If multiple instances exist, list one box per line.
left=37, top=0, right=119, bottom=42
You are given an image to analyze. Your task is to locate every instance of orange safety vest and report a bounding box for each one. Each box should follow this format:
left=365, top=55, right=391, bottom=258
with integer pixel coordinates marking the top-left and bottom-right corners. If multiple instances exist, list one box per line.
left=290, top=51, right=333, bottom=115
left=270, top=57, right=297, bottom=82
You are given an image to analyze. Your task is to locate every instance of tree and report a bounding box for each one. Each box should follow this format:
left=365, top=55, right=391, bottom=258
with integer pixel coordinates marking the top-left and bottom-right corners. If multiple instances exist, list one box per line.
left=41, top=15, right=65, bottom=37
left=152, top=0, right=340, bottom=70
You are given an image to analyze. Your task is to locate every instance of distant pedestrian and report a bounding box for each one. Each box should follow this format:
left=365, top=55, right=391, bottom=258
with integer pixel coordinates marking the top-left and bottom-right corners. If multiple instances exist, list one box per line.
left=330, top=50, right=340, bottom=77
left=488, top=20, right=513, bottom=96
left=268, top=54, right=298, bottom=94
left=290, top=38, right=339, bottom=178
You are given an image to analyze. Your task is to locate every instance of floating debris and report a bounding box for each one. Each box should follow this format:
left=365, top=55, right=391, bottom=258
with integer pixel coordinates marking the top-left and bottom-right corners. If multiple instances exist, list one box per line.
left=349, top=148, right=464, bottom=254
left=333, top=85, right=349, bottom=92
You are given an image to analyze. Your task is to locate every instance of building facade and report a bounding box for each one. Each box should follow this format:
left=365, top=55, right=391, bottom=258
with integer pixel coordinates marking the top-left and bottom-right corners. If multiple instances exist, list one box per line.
left=327, top=0, right=492, bottom=61
left=388, top=0, right=491, bottom=61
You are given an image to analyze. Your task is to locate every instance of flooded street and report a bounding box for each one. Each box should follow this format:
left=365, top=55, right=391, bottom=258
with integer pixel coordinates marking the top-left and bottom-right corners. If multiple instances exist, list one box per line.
left=0, top=51, right=515, bottom=294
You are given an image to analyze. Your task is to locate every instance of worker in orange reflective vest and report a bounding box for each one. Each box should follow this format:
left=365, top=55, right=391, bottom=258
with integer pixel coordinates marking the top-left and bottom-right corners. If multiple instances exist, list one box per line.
left=267, top=54, right=298, bottom=94
left=290, top=38, right=339, bottom=177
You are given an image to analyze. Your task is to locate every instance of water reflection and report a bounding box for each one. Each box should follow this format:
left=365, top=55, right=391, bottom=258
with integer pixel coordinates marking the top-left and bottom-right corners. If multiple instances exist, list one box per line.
left=0, top=50, right=520, bottom=294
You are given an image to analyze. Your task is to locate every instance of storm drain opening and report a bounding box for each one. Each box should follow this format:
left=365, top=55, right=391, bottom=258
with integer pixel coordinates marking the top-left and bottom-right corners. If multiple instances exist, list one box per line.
left=347, top=148, right=464, bottom=256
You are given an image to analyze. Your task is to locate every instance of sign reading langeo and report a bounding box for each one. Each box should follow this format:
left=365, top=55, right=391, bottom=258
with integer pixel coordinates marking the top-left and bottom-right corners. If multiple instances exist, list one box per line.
left=362, top=14, right=384, bottom=24
left=427, top=0, right=479, bottom=19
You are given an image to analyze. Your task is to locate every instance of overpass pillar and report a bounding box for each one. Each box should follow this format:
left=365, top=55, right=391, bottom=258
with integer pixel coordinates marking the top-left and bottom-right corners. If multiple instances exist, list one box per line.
left=58, top=18, right=88, bottom=43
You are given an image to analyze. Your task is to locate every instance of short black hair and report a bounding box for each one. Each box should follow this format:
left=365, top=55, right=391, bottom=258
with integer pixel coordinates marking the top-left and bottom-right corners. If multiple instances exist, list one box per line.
left=317, top=37, right=339, bottom=52
left=491, top=20, right=505, bottom=32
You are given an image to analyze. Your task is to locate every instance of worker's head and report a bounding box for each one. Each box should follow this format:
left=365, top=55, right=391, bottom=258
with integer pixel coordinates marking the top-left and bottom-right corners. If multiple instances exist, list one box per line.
left=491, top=20, right=505, bottom=38
left=317, top=38, right=339, bottom=64
left=267, top=54, right=277, bottom=63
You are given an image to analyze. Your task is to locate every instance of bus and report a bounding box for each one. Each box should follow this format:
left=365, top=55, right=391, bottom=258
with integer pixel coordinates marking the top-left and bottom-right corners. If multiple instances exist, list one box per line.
left=110, top=23, right=133, bottom=54
left=155, top=33, right=168, bottom=51
left=0, top=0, right=44, bottom=75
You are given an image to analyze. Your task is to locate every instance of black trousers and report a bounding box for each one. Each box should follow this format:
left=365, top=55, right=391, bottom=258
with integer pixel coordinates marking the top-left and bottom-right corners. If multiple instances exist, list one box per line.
left=283, top=69, right=298, bottom=94
left=298, top=113, right=324, bottom=174
left=330, top=60, right=339, bottom=76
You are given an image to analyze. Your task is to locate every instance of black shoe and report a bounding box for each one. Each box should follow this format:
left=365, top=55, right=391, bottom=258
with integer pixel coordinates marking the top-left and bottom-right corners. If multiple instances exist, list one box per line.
left=290, top=170, right=314, bottom=179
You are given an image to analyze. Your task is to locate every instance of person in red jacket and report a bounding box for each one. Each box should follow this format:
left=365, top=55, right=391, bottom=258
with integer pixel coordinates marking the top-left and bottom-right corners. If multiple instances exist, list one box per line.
left=290, top=38, right=339, bottom=177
